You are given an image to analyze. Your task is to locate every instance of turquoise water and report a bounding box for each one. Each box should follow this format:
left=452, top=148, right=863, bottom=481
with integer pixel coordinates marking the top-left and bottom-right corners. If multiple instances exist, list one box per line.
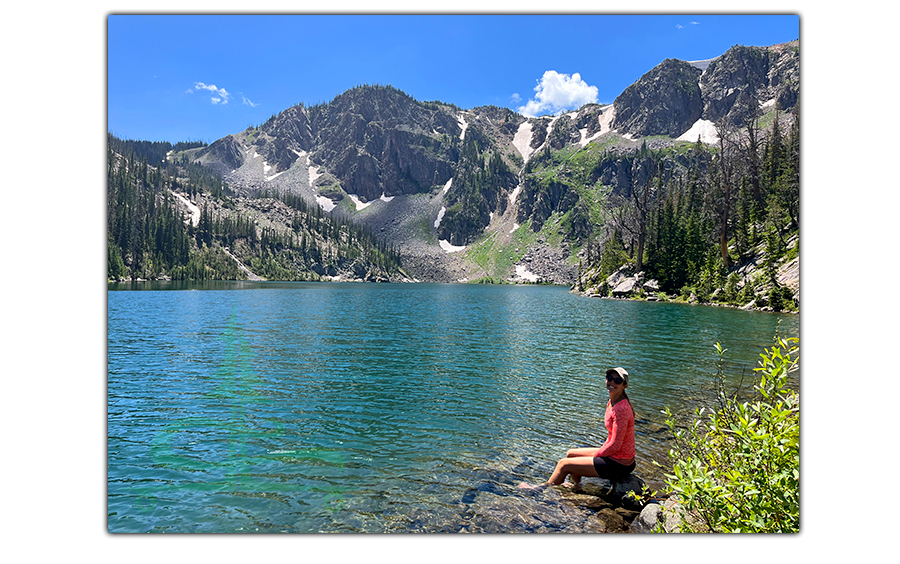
left=107, top=281, right=799, bottom=532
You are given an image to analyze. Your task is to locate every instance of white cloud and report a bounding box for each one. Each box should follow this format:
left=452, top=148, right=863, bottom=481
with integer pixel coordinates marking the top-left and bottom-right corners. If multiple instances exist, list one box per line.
left=189, top=82, right=231, bottom=105
left=242, top=96, right=260, bottom=108
left=510, top=92, right=521, bottom=103
left=516, top=71, right=598, bottom=117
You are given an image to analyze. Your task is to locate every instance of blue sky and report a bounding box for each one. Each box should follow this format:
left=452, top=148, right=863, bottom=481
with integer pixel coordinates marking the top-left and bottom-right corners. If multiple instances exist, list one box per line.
left=108, top=14, right=799, bottom=143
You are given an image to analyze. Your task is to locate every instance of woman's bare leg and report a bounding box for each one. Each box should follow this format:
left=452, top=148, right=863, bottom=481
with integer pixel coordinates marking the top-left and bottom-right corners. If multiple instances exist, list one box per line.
left=547, top=456, right=600, bottom=486
left=518, top=451, right=601, bottom=490
left=563, top=448, right=599, bottom=487
left=566, top=447, right=599, bottom=458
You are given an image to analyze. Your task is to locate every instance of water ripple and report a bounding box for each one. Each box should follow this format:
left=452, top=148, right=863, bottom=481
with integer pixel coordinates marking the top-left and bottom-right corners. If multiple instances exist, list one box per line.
left=108, top=282, right=798, bottom=532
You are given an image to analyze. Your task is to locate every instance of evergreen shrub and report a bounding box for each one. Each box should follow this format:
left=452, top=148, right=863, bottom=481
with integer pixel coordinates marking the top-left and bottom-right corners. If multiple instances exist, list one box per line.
left=768, top=286, right=794, bottom=312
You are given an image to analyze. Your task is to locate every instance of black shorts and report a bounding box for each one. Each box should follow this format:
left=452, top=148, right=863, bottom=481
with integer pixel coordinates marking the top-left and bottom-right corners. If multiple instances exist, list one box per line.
left=592, top=456, right=635, bottom=480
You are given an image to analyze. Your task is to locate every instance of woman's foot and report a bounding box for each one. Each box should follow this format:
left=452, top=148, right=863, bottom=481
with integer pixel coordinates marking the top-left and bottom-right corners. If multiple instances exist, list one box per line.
left=518, top=482, right=547, bottom=491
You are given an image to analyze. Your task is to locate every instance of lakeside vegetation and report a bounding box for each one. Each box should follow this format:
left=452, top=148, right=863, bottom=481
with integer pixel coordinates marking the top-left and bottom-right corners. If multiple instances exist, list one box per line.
left=654, top=337, right=799, bottom=532
left=520, top=102, right=799, bottom=311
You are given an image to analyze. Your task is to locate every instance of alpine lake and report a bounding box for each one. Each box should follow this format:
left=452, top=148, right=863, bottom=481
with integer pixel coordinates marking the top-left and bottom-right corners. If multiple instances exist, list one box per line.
left=108, top=281, right=799, bottom=533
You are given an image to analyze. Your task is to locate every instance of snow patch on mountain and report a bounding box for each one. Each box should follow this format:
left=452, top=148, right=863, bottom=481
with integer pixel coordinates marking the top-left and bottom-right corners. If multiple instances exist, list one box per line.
left=171, top=190, right=200, bottom=227
left=514, top=265, right=539, bottom=282
left=508, top=185, right=522, bottom=206
left=309, top=164, right=323, bottom=186
left=512, top=122, right=534, bottom=162
left=579, top=105, right=615, bottom=147
left=349, top=194, right=373, bottom=210
left=439, top=239, right=466, bottom=253
left=316, top=196, right=336, bottom=212
left=457, top=114, right=468, bottom=141
left=677, top=119, right=719, bottom=144
left=687, top=58, right=717, bottom=72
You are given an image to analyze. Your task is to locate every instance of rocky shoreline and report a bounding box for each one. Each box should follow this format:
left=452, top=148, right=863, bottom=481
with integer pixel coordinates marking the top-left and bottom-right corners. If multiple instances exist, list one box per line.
left=539, top=472, right=707, bottom=533
left=573, top=286, right=799, bottom=314
left=544, top=473, right=688, bottom=533
left=572, top=237, right=800, bottom=314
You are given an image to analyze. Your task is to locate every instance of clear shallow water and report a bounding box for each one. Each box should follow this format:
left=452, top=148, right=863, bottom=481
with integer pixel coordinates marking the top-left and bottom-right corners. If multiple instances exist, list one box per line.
left=107, top=281, right=799, bottom=533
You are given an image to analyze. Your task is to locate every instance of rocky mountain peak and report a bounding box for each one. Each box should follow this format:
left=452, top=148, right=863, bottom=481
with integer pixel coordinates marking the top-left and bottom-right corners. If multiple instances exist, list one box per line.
left=612, top=41, right=799, bottom=138
left=254, top=105, right=315, bottom=172
left=700, top=41, right=798, bottom=124
left=197, top=134, right=245, bottom=176
left=306, top=85, right=461, bottom=201
left=612, top=58, right=704, bottom=138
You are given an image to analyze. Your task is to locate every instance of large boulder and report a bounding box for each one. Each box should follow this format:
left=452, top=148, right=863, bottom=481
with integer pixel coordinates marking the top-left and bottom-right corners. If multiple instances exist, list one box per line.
left=776, top=255, right=800, bottom=305
left=557, top=474, right=648, bottom=532
left=611, top=277, right=639, bottom=297
left=608, top=268, right=650, bottom=298
left=631, top=497, right=683, bottom=533
left=630, top=495, right=708, bottom=533
left=630, top=503, right=663, bottom=533
left=642, top=279, right=659, bottom=292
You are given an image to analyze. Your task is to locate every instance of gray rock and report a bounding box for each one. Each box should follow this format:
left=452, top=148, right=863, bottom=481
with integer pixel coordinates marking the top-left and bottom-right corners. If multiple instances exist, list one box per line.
left=631, top=503, right=662, bottom=533
left=605, top=269, right=629, bottom=289
left=613, top=59, right=703, bottom=137
left=199, top=135, right=245, bottom=174
left=701, top=42, right=799, bottom=125
left=776, top=256, right=800, bottom=305
left=630, top=495, right=709, bottom=533
left=610, top=474, right=647, bottom=509
left=658, top=498, right=687, bottom=533
left=612, top=277, right=639, bottom=297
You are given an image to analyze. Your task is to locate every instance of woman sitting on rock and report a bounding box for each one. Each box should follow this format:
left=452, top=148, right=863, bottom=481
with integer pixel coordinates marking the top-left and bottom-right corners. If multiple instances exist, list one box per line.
left=519, top=367, right=636, bottom=491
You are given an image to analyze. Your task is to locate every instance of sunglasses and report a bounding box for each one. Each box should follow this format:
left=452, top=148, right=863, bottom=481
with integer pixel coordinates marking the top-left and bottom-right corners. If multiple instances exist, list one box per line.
left=606, top=374, right=624, bottom=385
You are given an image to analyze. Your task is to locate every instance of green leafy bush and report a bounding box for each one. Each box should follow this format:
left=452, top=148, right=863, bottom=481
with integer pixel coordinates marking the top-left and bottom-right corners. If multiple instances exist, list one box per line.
left=660, top=337, right=799, bottom=532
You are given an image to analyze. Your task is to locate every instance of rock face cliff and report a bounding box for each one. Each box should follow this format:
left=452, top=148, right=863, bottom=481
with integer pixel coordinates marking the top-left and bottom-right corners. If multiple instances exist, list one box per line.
left=198, top=85, right=463, bottom=204
left=613, top=58, right=704, bottom=138
left=701, top=41, right=800, bottom=125
left=198, top=135, right=245, bottom=175
left=308, top=86, right=461, bottom=201
left=613, top=41, right=799, bottom=136
left=256, top=105, right=315, bottom=171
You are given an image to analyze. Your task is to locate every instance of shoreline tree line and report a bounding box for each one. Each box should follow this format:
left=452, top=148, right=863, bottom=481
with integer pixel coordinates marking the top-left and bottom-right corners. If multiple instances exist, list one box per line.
left=107, top=133, right=401, bottom=281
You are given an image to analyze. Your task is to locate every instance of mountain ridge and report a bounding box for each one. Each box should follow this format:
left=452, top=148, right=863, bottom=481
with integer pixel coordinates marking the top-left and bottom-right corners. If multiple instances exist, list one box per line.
left=121, top=40, right=799, bottom=310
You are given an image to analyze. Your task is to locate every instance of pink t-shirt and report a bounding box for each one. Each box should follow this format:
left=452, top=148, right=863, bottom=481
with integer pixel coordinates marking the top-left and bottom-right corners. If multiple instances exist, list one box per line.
left=594, top=398, right=635, bottom=462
